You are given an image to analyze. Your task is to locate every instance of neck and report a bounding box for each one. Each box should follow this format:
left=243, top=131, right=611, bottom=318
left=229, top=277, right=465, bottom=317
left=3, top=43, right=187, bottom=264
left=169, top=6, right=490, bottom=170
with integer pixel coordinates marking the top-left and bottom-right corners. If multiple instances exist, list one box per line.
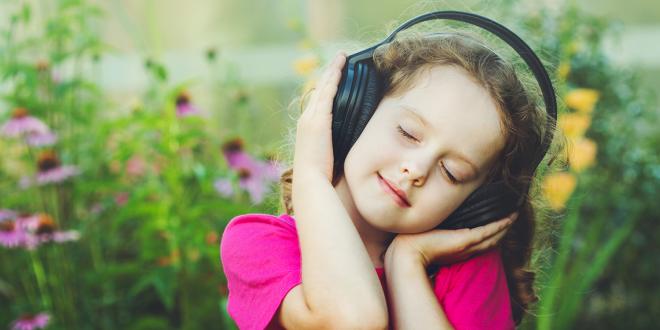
left=334, top=176, right=396, bottom=268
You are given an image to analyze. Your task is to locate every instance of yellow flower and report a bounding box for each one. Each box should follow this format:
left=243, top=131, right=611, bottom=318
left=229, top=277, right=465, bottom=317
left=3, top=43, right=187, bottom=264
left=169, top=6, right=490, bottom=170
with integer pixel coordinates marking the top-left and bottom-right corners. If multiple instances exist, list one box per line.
left=565, top=88, right=600, bottom=114
left=292, top=54, right=320, bottom=76
left=568, top=138, right=597, bottom=173
left=542, top=172, right=577, bottom=211
left=558, top=113, right=591, bottom=138
left=557, top=62, right=571, bottom=80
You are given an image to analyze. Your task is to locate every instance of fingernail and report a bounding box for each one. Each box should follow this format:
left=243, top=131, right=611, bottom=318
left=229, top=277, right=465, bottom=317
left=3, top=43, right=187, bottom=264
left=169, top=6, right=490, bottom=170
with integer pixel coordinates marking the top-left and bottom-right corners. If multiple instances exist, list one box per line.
left=511, top=212, right=519, bottom=221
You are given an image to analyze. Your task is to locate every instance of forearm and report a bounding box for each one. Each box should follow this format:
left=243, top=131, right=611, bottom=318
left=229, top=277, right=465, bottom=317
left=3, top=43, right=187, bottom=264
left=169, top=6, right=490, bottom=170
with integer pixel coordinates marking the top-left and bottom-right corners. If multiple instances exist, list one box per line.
left=292, top=171, right=388, bottom=326
left=384, top=246, right=454, bottom=330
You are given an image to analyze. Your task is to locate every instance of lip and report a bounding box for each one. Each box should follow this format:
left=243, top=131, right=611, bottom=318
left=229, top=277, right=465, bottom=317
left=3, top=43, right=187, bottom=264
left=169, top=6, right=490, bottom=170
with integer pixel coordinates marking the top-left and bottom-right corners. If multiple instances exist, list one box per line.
left=377, top=173, right=411, bottom=208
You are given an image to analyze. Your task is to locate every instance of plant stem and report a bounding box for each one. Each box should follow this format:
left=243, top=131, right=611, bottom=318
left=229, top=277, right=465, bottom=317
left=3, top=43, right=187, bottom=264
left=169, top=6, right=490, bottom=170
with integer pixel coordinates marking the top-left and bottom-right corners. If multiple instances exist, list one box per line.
left=29, top=250, right=52, bottom=311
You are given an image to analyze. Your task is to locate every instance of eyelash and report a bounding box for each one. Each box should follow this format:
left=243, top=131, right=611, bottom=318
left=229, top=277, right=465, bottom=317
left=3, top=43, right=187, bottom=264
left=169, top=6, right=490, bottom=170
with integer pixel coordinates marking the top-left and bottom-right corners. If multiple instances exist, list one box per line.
left=396, top=125, right=458, bottom=184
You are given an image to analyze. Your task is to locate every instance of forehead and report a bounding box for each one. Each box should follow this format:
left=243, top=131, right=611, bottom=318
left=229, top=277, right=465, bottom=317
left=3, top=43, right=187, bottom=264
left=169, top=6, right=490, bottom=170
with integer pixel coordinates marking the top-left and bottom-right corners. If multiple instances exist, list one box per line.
left=389, top=65, right=506, bottom=164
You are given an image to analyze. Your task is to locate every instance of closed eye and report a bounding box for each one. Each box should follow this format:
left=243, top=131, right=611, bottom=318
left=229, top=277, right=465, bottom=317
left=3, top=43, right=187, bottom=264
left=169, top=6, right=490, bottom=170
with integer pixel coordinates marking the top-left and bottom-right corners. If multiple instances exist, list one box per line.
left=397, top=125, right=459, bottom=185
left=397, top=125, right=417, bottom=141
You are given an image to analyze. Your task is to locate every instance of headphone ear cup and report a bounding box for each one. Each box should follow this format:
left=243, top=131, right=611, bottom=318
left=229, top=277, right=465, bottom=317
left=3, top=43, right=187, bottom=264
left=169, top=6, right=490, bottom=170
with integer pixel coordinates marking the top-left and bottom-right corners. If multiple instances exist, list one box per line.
left=332, top=60, right=384, bottom=181
left=346, top=63, right=384, bottom=147
left=438, top=181, right=521, bottom=229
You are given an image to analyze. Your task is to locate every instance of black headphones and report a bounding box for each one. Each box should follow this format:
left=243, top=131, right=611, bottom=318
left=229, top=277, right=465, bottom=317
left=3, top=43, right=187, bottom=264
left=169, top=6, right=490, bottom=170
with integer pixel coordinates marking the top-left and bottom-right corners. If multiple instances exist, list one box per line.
left=330, top=11, right=557, bottom=229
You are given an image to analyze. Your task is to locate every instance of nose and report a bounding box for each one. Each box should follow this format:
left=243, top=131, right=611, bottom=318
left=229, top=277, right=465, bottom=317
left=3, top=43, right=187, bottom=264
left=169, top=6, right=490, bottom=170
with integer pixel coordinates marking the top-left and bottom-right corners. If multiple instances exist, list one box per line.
left=401, top=160, right=430, bottom=187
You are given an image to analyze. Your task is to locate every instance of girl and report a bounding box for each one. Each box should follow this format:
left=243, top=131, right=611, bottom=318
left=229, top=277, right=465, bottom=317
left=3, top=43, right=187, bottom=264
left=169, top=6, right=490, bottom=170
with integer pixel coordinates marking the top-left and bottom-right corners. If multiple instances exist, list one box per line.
left=221, top=31, right=553, bottom=329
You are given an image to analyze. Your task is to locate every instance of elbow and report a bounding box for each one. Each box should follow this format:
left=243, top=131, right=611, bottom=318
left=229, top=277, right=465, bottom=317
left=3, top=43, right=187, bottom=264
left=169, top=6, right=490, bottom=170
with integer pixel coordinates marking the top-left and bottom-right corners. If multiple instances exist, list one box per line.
left=315, top=307, right=389, bottom=330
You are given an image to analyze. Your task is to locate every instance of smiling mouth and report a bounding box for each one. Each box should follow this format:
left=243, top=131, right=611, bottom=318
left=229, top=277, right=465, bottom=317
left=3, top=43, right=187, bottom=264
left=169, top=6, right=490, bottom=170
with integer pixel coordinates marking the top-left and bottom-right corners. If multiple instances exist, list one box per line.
left=377, top=173, right=411, bottom=208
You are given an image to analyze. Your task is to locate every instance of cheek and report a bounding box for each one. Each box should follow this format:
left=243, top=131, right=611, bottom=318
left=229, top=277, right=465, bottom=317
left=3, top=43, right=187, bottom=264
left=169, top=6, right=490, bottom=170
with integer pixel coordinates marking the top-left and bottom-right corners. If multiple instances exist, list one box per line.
left=412, top=185, right=474, bottom=227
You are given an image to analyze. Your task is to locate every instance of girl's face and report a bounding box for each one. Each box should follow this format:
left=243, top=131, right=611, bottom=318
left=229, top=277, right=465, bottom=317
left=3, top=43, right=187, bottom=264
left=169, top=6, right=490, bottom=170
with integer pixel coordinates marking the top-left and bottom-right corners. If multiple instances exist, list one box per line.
left=340, top=65, right=506, bottom=234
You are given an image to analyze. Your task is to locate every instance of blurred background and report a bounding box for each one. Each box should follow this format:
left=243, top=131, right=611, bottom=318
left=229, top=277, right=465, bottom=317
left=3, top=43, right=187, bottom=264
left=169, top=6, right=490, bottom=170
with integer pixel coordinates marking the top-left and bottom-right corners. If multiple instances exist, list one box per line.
left=0, top=0, right=658, bottom=329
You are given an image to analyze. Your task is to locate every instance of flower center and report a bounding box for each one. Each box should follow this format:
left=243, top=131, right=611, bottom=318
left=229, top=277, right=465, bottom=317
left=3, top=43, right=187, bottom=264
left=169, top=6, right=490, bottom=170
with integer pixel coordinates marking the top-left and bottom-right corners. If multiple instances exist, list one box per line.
left=176, top=92, right=190, bottom=106
left=222, top=138, right=244, bottom=153
left=237, top=168, right=251, bottom=179
left=37, top=151, right=61, bottom=172
left=12, top=107, right=29, bottom=119
left=35, top=214, right=56, bottom=235
left=0, top=220, right=15, bottom=232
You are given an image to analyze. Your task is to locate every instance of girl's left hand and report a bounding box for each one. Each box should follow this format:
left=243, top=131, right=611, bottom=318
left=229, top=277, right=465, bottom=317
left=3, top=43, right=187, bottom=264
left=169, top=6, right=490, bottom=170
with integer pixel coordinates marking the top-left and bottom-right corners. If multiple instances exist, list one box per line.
left=385, top=212, right=519, bottom=267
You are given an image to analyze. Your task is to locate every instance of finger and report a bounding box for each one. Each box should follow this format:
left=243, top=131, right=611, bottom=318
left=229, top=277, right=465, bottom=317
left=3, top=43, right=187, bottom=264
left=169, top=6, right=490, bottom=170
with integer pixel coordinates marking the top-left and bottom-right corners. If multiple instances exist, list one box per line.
left=304, top=53, right=343, bottom=115
left=467, top=213, right=516, bottom=246
left=467, top=225, right=510, bottom=254
left=318, top=63, right=344, bottom=111
left=308, top=53, right=345, bottom=116
left=316, top=53, right=345, bottom=100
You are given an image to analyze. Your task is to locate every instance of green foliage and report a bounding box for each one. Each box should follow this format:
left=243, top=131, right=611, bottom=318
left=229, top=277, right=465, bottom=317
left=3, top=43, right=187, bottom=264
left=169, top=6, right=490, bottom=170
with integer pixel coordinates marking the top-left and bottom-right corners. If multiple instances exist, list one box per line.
left=0, top=0, right=280, bottom=329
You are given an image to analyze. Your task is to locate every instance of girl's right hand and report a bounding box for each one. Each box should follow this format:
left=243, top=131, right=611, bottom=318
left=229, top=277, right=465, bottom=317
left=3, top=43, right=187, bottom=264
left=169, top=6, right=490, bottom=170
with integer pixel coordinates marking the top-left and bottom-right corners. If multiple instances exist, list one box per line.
left=292, top=51, right=347, bottom=183
left=386, top=212, right=519, bottom=267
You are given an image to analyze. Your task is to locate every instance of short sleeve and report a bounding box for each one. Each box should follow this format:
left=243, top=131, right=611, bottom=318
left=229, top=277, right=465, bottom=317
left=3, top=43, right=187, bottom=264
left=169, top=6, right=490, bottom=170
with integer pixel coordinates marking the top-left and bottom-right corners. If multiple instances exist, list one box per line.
left=432, top=248, right=515, bottom=330
left=220, top=213, right=302, bottom=330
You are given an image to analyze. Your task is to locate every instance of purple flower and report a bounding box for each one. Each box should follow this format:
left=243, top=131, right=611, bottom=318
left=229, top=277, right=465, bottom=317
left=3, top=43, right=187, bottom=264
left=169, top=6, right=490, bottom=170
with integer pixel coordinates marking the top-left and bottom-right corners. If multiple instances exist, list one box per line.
left=0, top=108, right=50, bottom=138
left=11, top=312, right=50, bottom=330
left=236, top=168, right=269, bottom=204
left=213, top=178, right=234, bottom=198
left=36, top=166, right=79, bottom=184
left=13, top=214, right=80, bottom=250
left=24, top=151, right=80, bottom=186
left=0, top=209, right=17, bottom=221
left=259, top=155, right=285, bottom=182
left=221, top=138, right=257, bottom=170
left=0, top=220, right=28, bottom=248
left=26, top=131, right=58, bottom=147
left=175, top=91, right=200, bottom=117
left=220, top=138, right=282, bottom=205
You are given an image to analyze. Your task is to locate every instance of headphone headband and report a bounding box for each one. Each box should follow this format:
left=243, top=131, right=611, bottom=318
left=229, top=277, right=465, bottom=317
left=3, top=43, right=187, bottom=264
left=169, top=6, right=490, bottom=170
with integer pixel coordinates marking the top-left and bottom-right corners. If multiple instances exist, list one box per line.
left=349, top=11, right=557, bottom=168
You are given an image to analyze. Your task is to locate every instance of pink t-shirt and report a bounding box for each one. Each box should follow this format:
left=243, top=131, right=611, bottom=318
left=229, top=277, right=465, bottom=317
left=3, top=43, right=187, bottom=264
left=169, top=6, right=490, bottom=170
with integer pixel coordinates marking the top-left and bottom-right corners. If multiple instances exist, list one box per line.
left=220, top=213, right=514, bottom=330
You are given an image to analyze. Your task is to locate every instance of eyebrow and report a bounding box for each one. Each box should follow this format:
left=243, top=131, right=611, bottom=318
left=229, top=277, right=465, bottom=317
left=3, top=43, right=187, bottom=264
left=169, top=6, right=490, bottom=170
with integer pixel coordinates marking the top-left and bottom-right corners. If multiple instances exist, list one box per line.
left=401, top=104, right=481, bottom=176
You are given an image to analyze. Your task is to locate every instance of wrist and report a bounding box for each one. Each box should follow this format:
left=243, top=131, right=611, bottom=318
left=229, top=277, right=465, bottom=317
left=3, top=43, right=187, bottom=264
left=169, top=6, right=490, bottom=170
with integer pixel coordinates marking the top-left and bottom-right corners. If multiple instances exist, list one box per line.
left=385, top=240, right=427, bottom=270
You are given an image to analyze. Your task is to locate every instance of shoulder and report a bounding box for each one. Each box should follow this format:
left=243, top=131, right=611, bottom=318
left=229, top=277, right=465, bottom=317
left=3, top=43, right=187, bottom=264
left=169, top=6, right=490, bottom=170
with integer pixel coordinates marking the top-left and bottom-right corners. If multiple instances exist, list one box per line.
left=220, top=213, right=298, bottom=258
left=220, top=213, right=300, bottom=273
left=223, top=212, right=297, bottom=237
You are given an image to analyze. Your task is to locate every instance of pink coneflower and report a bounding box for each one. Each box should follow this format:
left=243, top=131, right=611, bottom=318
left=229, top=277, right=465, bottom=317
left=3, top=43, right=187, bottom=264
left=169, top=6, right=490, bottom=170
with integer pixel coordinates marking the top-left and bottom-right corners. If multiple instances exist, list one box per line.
left=175, top=91, right=200, bottom=117
left=236, top=167, right=269, bottom=205
left=26, top=131, right=58, bottom=147
left=221, top=138, right=258, bottom=170
left=259, top=154, right=285, bottom=182
left=1, top=108, right=50, bottom=138
left=11, top=312, right=50, bottom=330
left=0, top=220, right=27, bottom=248
left=213, top=178, right=234, bottom=198
left=35, top=150, right=80, bottom=185
left=15, top=213, right=79, bottom=250
left=0, top=209, right=17, bottom=221
left=220, top=138, right=282, bottom=205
